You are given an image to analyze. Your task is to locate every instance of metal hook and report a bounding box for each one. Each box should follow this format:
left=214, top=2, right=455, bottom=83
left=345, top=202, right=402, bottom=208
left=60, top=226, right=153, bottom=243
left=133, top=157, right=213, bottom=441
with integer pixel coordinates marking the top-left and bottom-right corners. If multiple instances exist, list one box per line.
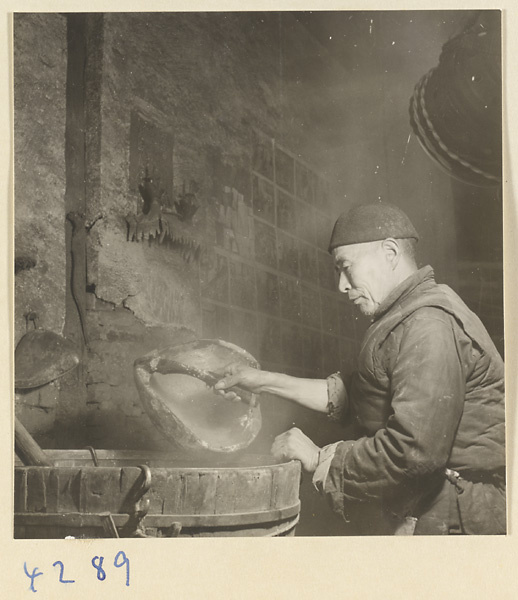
left=84, top=446, right=99, bottom=467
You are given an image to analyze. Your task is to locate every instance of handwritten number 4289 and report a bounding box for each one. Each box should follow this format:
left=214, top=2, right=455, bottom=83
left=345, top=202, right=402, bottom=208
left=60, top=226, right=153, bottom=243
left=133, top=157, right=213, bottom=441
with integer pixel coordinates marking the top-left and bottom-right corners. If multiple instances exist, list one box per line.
left=23, top=551, right=130, bottom=592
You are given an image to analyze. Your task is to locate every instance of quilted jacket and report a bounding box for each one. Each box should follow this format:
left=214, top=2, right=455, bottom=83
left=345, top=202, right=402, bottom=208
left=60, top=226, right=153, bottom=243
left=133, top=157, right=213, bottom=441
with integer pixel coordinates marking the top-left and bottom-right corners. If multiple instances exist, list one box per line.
left=324, top=266, right=505, bottom=534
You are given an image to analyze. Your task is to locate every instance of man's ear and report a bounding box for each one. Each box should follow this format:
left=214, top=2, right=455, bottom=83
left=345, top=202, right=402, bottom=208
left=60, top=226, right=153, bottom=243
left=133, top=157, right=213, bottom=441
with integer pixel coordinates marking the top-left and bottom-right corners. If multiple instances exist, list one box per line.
left=381, top=238, right=400, bottom=268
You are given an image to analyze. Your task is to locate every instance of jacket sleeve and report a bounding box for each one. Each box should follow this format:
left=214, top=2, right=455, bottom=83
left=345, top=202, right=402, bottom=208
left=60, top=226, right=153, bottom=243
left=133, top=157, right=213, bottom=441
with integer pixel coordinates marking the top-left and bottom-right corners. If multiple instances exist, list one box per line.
left=323, top=311, right=467, bottom=510
left=326, top=372, right=350, bottom=422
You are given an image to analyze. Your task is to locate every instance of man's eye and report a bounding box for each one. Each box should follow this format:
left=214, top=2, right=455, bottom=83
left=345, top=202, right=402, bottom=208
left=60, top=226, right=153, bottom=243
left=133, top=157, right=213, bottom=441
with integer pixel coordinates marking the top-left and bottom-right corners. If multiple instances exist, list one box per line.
left=334, top=264, right=351, bottom=276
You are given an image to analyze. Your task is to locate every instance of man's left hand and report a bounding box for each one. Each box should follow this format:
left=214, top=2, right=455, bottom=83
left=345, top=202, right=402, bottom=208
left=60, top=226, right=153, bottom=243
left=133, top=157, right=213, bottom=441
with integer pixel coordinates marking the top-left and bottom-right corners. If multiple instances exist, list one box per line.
left=271, top=427, right=321, bottom=473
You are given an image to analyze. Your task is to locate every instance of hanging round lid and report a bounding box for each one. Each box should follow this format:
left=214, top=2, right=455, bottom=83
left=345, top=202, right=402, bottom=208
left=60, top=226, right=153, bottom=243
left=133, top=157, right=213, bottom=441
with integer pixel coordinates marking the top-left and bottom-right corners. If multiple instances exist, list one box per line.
left=15, top=328, right=80, bottom=390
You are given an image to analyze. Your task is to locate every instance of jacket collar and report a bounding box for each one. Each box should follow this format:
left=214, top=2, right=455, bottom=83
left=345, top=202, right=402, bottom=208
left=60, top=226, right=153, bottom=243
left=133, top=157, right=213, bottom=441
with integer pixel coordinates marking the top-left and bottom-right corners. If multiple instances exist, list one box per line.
left=373, top=265, right=435, bottom=321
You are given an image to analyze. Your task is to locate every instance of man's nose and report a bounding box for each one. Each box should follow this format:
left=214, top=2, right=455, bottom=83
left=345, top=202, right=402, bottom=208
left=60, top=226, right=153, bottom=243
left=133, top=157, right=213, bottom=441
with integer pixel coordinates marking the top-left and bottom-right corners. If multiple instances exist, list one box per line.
left=338, top=272, right=351, bottom=293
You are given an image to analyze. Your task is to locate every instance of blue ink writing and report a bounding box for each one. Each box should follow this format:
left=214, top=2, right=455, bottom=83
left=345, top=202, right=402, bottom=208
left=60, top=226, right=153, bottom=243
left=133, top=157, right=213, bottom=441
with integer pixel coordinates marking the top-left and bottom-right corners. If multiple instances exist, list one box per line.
left=23, top=553, right=131, bottom=591
left=23, top=563, right=43, bottom=593
left=52, top=561, right=75, bottom=584
left=91, top=556, right=106, bottom=581
left=114, top=550, right=130, bottom=587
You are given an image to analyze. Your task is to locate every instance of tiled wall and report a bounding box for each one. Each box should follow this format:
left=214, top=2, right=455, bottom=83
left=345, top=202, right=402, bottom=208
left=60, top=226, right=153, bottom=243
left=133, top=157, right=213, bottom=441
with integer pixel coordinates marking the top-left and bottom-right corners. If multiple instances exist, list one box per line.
left=200, top=135, right=362, bottom=381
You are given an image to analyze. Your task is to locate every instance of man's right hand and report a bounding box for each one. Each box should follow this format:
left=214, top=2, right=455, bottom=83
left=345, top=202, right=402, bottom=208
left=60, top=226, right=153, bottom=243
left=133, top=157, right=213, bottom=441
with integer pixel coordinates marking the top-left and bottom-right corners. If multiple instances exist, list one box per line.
left=214, top=362, right=265, bottom=401
left=215, top=365, right=329, bottom=413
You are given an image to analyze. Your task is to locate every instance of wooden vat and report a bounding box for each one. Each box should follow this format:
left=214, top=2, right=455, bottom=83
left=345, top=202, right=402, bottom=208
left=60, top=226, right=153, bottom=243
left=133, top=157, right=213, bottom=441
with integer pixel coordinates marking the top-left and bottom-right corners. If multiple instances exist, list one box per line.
left=14, top=450, right=301, bottom=538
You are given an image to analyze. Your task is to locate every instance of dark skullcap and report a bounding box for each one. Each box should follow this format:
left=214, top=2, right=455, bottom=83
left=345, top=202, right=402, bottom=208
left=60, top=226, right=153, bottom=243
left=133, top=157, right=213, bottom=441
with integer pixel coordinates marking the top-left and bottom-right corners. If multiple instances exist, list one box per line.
left=328, top=202, right=419, bottom=253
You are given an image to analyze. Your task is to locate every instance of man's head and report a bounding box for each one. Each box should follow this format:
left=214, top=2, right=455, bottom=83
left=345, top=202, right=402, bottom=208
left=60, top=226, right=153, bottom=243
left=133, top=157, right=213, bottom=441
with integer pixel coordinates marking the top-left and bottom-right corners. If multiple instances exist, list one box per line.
left=329, top=203, right=419, bottom=316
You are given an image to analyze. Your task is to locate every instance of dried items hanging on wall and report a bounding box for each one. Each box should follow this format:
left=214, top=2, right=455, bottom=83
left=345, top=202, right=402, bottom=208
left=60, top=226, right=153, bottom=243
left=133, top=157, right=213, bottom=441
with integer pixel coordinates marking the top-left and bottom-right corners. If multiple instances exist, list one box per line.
left=126, top=172, right=205, bottom=264
left=126, top=109, right=204, bottom=263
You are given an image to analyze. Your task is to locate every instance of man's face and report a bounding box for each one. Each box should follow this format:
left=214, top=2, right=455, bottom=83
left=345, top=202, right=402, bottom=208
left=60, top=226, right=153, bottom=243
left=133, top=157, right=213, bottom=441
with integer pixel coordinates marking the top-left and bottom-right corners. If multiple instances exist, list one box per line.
left=332, top=241, right=396, bottom=316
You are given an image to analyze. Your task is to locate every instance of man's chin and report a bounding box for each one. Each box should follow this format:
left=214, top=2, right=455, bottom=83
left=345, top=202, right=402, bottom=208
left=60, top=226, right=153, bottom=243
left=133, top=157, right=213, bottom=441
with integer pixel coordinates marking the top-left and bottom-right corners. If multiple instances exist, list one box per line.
left=356, top=301, right=379, bottom=316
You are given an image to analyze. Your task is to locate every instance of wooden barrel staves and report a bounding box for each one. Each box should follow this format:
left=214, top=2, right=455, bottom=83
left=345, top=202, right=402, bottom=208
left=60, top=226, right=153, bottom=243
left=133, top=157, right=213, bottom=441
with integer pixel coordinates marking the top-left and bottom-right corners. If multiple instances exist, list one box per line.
left=14, top=450, right=301, bottom=538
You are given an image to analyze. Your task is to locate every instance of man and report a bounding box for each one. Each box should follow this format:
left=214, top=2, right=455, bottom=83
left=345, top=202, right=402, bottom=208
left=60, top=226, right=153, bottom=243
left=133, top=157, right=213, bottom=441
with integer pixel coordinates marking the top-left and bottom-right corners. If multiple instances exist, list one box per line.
left=215, top=203, right=506, bottom=535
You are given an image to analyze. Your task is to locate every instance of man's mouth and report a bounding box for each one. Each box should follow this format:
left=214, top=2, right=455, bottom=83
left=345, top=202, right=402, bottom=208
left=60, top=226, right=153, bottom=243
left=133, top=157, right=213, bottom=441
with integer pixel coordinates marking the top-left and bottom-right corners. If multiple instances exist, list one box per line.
left=348, top=292, right=364, bottom=303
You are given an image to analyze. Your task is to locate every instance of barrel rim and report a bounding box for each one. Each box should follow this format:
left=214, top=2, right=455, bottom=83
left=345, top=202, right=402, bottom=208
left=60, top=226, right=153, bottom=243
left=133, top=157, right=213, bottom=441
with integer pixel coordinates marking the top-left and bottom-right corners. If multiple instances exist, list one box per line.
left=15, top=501, right=301, bottom=528
left=15, top=449, right=302, bottom=472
